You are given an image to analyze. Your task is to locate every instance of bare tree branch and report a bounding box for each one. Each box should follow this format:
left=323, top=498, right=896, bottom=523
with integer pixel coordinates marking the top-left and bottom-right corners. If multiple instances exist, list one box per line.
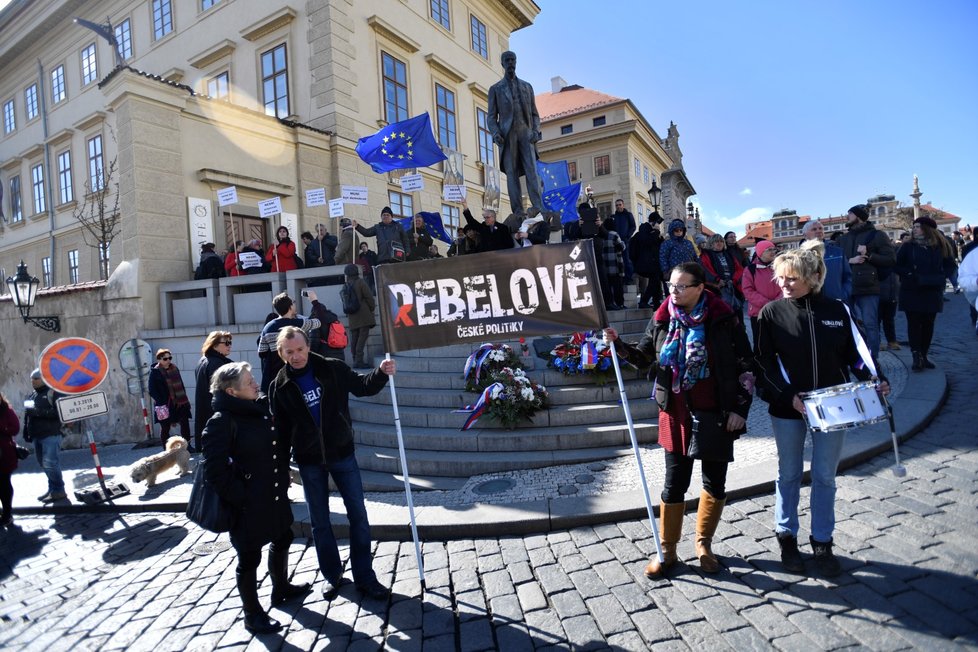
left=72, top=156, right=121, bottom=280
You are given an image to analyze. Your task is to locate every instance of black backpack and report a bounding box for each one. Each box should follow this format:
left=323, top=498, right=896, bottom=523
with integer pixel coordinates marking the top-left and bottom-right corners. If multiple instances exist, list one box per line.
left=341, top=282, right=361, bottom=315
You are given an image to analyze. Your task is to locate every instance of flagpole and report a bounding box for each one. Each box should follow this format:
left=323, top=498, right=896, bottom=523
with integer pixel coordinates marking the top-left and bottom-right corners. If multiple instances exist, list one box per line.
left=606, top=337, right=664, bottom=564
left=384, top=352, right=426, bottom=591
left=272, top=213, right=280, bottom=271
left=228, top=208, right=239, bottom=272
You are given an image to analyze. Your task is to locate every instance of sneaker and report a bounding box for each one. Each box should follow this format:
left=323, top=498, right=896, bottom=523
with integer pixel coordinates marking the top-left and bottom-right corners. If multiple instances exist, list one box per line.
left=37, top=491, right=52, bottom=503
left=355, top=579, right=391, bottom=601
left=777, top=532, right=805, bottom=572
left=321, top=575, right=346, bottom=601
left=41, top=491, right=68, bottom=504
left=810, top=537, right=842, bottom=577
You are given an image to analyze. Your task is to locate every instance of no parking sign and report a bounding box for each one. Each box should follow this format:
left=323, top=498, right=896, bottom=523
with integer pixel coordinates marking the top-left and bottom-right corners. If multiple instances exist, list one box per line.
left=38, top=337, right=109, bottom=394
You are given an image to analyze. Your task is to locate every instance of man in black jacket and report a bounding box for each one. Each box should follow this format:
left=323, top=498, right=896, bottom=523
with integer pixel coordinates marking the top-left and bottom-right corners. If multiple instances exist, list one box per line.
left=24, top=369, right=66, bottom=503
left=460, top=198, right=514, bottom=252
left=269, top=326, right=395, bottom=601
left=838, top=204, right=895, bottom=356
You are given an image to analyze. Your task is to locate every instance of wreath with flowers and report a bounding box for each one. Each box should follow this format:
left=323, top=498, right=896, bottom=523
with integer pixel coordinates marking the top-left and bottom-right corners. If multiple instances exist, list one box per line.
left=456, top=366, right=549, bottom=430
left=462, top=343, right=525, bottom=392
left=548, top=330, right=620, bottom=385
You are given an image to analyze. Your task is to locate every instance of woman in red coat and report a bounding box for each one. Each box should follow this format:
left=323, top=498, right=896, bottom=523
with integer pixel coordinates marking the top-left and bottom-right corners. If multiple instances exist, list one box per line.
left=266, top=226, right=298, bottom=272
left=0, top=393, right=22, bottom=526
left=700, top=234, right=745, bottom=312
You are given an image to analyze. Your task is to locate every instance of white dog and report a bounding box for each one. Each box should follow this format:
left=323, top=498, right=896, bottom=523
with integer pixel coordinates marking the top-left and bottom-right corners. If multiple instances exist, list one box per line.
left=130, top=436, right=191, bottom=487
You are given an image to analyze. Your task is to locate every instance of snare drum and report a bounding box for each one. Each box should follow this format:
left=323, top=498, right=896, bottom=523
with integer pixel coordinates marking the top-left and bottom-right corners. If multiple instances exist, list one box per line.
left=798, top=381, right=887, bottom=432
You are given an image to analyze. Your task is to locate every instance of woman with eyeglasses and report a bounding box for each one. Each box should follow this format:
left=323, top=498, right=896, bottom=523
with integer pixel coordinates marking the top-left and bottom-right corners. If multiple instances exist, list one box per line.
left=149, top=349, right=192, bottom=448
left=606, top=262, right=754, bottom=577
left=193, top=331, right=234, bottom=453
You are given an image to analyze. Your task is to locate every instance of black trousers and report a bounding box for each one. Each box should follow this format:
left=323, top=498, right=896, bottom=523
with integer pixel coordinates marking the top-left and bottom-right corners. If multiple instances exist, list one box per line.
left=905, top=311, right=937, bottom=355
left=879, top=299, right=898, bottom=344
left=639, top=276, right=664, bottom=308
left=661, top=449, right=729, bottom=503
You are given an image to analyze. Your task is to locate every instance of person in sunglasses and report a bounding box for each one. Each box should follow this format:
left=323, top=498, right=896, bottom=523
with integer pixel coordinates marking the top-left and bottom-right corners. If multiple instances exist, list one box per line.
left=193, top=331, right=234, bottom=453
left=149, top=348, right=192, bottom=448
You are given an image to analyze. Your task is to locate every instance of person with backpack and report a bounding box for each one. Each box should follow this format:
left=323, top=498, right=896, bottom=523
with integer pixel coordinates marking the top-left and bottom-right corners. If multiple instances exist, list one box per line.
left=343, top=264, right=376, bottom=369
left=309, top=300, right=347, bottom=362
left=194, top=243, right=226, bottom=280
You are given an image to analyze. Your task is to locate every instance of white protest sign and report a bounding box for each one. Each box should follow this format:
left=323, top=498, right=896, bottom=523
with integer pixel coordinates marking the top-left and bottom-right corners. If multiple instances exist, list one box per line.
left=258, top=196, right=283, bottom=218
left=217, top=186, right=238, bottom=206
left=400, top=174, right=424, bottom=192
left=281, top=212, right=298, bottom=240
left=443, top=185, right=467, bottom=202
left=341, top=186, right=368, bottom=205
left=329, top=199, right=345, bottom=218
left=306, top=188, right=327, bottom=207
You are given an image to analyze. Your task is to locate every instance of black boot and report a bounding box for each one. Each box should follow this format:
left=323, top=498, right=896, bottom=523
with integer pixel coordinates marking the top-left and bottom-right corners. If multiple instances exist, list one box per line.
left=809, top=536, right=842, bottom=577
left=911, top=352, right=923, bottom=372
left=921, top=352, right=936, bottom=369
left=237, top=566, right=282, bottom=635
left=269, top=542, right=311, bottom=607
left=777, top=532, right=805, bottom=572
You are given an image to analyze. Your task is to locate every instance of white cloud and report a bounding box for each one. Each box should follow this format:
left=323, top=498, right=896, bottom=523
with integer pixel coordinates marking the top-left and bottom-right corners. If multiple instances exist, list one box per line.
left=739, top=187, right=752, bottom=196
left=702, top=207, right=772, bottom=234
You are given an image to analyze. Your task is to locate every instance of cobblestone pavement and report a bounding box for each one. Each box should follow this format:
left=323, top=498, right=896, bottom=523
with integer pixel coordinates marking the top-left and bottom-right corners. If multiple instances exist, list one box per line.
left=2, top=296, right=976, bottom=651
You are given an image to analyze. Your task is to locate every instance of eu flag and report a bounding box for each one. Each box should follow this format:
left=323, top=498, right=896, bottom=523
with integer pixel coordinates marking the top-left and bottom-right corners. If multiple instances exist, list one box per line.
left=397, top=211, right=453, bottom=244
left=356, top=113, right=448, bottom=173
left=542, top=182, right=582, bottom=224
left=537, top=160, right=570, bottom=192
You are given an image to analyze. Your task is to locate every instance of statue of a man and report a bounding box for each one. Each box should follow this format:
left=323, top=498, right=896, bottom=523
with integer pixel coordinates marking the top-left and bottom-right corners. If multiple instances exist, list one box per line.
left=487, top=50, right=543, bottom=217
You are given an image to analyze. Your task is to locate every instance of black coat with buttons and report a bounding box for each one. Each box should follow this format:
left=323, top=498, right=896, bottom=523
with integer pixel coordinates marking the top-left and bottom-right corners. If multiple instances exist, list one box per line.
left=201, top=392, right=293, bottom=550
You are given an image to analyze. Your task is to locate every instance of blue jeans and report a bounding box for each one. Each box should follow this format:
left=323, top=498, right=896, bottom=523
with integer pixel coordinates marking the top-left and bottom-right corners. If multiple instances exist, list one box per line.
left=771, top=416, right=845, bottom=542
left=298, top=454, right=376, bottom=586
left=34, top=435, right=65, bottom=494
left=850, top=294, right=881, bottom=355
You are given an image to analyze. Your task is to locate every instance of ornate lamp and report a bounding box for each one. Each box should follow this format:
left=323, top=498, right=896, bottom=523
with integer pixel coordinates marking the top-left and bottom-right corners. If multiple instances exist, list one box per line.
left=647, top=179, right=661, bottom=212
left=5, top=261, right=60, bottom=332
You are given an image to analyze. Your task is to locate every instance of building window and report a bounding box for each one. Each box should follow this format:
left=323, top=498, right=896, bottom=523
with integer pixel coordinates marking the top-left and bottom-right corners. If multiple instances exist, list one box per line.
left=594, top=154, right=610, bottom=177
left=381, top=52, right=408, bottom=124
left=88, top=135, right=104, bottom=191
left=31, top=164, right=45, bottom=215
left=41, top=257, right=51, bottom=287
left=475, top=108, right=495, bottom=167
left=388, top=190, right=413, bottom=219
left=634, top=157, right=641, bottom=178
left=2, top=99, right=14, bottom=133
left=207, top=71, right=229, bottom=99
left=435, top=84, right=456, bottom=150
left=152, top=0, right=173, bottom=40
left=560, top=124, right=573, bottom=135
left=51, top=65, right=66, bottom=103
left=8, top=176, right=22, bottom=222
left=115, top=19, right=132, bottom=60
left=202, top=0, right=220, bottom=9
left=81, top=43, right=98, bottom=85
left=637, top=202, right=644, bottom=218
left=261, top=44, right=289, bottom=118
left=442, top=204, right=460, bottom=231
left=643, top=166, right=650, bottom=185
left=68, top=249, right=80, bottom=284
left=58, top=150, right=73, bottom=204
left=470, top=15, right=488, bottom=59
left=592, top=116, right=606, bottom=127
left=430, top=0, right=450, bottom=30
left=25, top=84, right=38, bottom=121
left=568, top=161, right=577, bottom=181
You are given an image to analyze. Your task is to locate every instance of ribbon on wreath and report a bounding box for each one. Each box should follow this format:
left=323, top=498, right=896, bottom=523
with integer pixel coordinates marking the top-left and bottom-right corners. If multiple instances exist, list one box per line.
left=463, top=344, right=495, bottom=383
left=453, top=382, right=503, bottom=431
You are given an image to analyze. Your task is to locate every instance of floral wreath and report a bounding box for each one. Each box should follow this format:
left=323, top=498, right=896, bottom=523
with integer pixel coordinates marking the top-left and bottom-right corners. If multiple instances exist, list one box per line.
left=456, top=366, right=548, bottom=430
left=548, top=331, right=619, bottom=384
left=462, top=343, right=525, bottom=392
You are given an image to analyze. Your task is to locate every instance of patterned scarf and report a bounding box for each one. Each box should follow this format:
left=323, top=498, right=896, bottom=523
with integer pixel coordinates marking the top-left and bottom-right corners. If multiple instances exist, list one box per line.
left=160, top=364, right=190, bottom=407
left=658, top=294, right=709, bottom=392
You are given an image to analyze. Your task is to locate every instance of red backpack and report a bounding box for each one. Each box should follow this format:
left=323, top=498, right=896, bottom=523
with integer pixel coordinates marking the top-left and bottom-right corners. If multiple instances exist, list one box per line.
left=326, top=321, right=348, bottom=349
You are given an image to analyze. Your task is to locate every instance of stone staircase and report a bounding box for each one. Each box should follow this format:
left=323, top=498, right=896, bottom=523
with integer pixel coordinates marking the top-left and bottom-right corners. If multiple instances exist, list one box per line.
left=351, top=306, right=660, bottom=491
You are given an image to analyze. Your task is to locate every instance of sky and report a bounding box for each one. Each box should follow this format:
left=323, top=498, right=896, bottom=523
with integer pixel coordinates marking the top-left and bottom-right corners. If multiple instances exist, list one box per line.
left=511, top=0, right=978, bottom=235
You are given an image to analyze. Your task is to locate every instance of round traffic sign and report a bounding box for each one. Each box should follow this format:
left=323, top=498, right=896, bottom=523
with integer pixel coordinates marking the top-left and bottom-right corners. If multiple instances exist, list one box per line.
left=119, top=339, right=154, bottom=377
left=38, top=337, right=109, bottom=394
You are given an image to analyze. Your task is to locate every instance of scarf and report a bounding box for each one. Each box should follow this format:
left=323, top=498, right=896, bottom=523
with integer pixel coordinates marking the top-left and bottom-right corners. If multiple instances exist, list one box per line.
left=160, top=364, right=190, bottom=406
left=658, top=294, right=709, bottom=392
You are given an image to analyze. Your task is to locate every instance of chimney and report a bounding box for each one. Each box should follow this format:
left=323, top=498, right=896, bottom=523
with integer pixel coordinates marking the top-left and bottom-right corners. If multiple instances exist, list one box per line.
left=551, top=76, right=568, bottom=93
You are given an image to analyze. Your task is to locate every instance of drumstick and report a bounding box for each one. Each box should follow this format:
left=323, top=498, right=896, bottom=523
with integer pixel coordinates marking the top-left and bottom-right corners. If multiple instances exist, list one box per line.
left=882, top=395, right=907, bottom=477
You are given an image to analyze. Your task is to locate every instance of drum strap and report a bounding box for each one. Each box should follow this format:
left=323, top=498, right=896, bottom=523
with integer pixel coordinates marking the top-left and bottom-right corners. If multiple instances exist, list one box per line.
left=776, top=302, right=879, bottom=384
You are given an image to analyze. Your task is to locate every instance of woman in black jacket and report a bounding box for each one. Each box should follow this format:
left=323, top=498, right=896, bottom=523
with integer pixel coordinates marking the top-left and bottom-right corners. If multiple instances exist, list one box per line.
left=201, top=362, right=310, bottom=634
left=149, top=349, right=192, bottom=448
left=895, top=216, right=958, bottom=370
left=606, top=262, right=754, bottom=577
left=193, top=331, right=233, bottom=453
left=755, top=242, right=890, bottom=577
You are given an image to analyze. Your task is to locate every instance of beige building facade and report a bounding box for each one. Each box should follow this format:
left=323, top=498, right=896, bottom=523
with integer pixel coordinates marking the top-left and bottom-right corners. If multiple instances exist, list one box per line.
left=0, top=0, right=539, bottom=330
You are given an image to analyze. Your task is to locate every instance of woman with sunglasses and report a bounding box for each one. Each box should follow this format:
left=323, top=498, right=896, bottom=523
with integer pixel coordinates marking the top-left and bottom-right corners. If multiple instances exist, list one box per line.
left=149, top=349, right=192, bottom=448
left=606, top=262, right=754, bottom=577
left=193, top=331, right=234, bottom=453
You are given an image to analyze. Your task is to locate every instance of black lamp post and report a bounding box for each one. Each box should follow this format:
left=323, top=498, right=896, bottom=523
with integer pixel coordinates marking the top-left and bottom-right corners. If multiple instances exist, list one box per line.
left=5, top=261, right=61, bottom=332
left=647, top=179, right=661, bottom=212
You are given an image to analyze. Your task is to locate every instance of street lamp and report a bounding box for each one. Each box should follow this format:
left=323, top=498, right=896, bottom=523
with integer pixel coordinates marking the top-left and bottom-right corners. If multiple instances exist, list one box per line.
left=647, top=179, right=661, bottom=212
left=5, top=261, right=61, bottom=332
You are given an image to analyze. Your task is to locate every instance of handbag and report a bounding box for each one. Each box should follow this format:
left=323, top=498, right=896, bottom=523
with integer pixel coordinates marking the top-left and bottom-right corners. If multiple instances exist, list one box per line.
left=687, top=409, right=734, bottom=462
left=186, top=465, right=236, bottom=533
left=16, top=444, right=31, bottom=460
left=154, top=404, right=170, bottom=421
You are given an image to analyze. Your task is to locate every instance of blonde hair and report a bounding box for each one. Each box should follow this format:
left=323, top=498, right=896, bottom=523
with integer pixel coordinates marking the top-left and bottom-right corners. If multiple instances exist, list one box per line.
left=774, top=242, right=826, bottom=293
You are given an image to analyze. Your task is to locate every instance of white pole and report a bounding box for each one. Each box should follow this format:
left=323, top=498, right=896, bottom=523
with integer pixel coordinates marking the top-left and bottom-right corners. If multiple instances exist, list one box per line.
left=384, top=352, right=426, bottom=591
left=607, top=339, right=664, bottom=563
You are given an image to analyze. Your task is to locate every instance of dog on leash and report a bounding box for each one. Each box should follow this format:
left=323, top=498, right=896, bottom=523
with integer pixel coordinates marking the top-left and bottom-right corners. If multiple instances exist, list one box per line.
left=130, top=436, right=192, bottom=487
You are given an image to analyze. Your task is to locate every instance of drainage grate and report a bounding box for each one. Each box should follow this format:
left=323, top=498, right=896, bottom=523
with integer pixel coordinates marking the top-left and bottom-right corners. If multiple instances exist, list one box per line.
left=472, top=478, right=515, bottom=495
left=192, top=541, right=232, bottom=555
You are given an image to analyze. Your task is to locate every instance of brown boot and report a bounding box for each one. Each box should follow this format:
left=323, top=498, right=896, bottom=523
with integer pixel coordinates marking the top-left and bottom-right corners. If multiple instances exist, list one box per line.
left=694, top=490, right=726, bottom=573
left=645, top=502, right=685, bottom=578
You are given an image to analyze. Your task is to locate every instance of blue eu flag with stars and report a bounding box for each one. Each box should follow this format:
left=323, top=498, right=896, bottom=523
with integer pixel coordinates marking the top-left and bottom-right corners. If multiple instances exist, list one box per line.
left=397, top=211, right=453, bottom=245
left=356, top=113, right=447, bottom=173
left=543, top=182, right=582, bottom=224
left=537, top=160, right=570, bottom=193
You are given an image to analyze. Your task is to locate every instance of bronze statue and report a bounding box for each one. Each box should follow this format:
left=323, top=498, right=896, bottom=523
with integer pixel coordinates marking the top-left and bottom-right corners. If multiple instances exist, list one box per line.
left=487, top=51, right=543, bottom=217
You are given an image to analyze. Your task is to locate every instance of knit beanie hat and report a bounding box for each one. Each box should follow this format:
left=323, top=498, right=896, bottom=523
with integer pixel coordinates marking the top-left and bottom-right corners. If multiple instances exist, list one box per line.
left=848, top=205, right=869, bottom=221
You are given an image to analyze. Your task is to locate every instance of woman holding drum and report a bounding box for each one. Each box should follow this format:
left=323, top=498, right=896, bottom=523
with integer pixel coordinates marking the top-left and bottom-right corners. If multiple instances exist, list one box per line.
left=755, top=241, right=890, bottom=576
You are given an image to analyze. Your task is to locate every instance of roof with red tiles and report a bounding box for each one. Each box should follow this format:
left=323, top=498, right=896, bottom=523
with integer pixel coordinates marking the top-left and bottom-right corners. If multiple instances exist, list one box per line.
left=535, top=85, right=624, bottom=121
